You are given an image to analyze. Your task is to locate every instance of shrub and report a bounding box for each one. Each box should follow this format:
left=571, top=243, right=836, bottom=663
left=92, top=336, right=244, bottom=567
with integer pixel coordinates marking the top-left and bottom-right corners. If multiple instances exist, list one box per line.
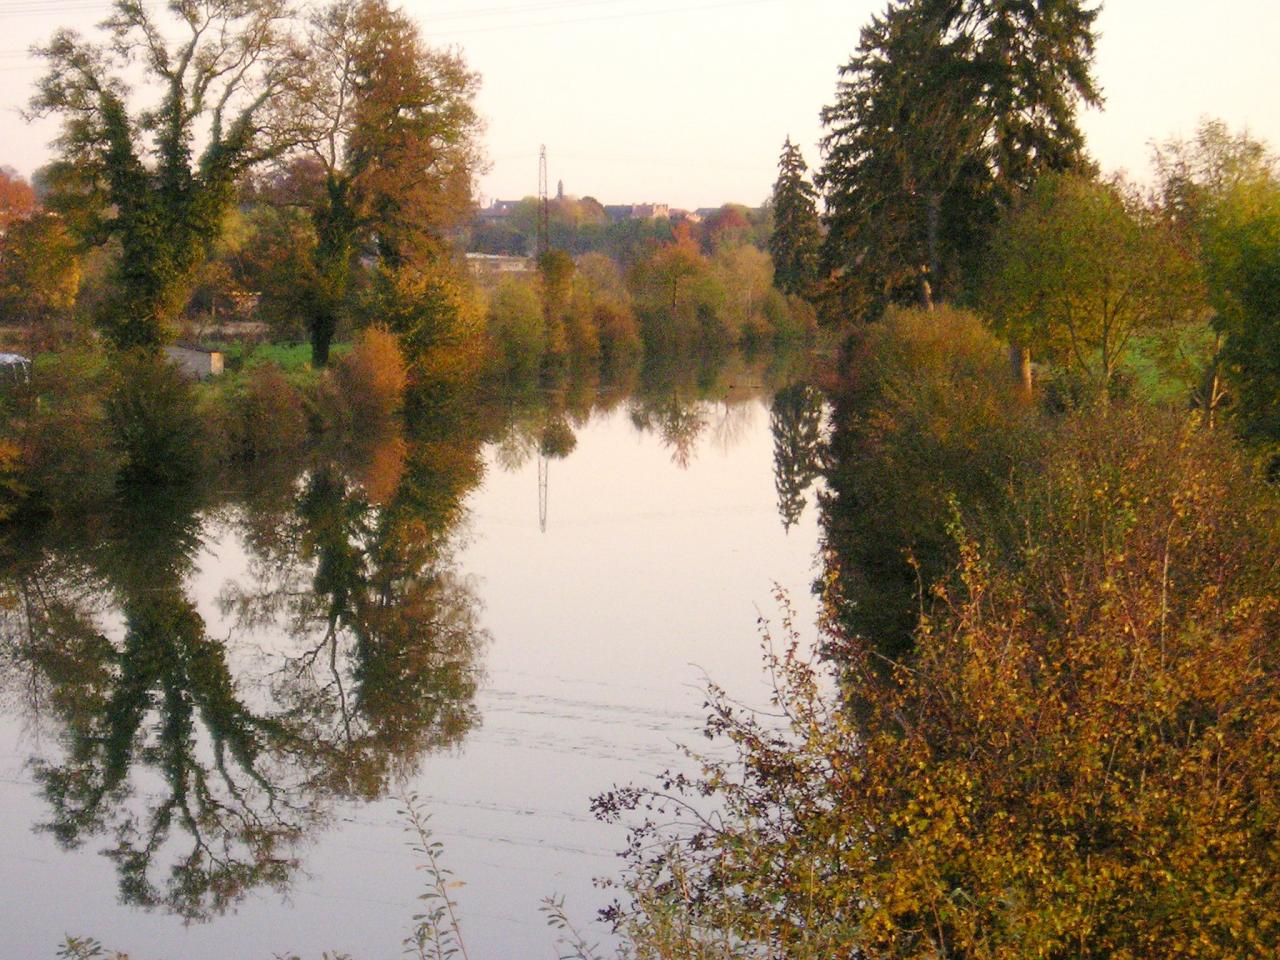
left=4, top=347, right=119, bottom=512
left=105, top=351, right=205, bottom=485
left=603, top=406, right=1280, bottom=959
left=219, top=362, right=309, bottom=461
left=335, top=326, right=408, bottom=430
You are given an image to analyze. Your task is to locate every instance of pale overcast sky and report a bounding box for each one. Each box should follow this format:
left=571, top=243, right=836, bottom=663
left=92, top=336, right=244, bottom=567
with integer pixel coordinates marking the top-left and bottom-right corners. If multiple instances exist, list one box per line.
left=1, top=0, right=1277, bottom=210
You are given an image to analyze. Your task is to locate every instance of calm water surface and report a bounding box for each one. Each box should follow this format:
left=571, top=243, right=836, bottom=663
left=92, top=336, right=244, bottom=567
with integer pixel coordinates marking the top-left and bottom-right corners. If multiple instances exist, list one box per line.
left=0, top=367, right=826, bottom=959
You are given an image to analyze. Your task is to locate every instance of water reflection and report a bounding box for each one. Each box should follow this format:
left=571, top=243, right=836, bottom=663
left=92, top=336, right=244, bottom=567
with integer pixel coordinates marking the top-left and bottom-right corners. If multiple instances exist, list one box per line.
left=0, top=351, right=822, bottom=933
left=0, top=424, right=488, bottom=921
left=770, top=383, right=826, bottom=531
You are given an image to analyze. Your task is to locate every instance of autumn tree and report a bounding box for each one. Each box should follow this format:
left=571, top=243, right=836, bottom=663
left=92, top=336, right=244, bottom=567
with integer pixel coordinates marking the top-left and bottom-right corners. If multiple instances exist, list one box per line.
left=30, top=0, right=306, bottom=349
left=768, top=138, right=821, bottom=298
left=0, top=167, right=37, bottom=232
left=289, top=0, right=482, bottom=365
left=0, top=214, right=82, bottom=331
left=982, top=173, right=1199, bottom=403
left=820, top=0, right=1100, bottom=313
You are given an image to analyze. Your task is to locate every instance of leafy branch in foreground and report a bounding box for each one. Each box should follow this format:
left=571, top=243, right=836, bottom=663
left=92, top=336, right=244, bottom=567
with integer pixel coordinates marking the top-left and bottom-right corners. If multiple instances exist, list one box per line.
left=397, top=790, right=471, bottom=960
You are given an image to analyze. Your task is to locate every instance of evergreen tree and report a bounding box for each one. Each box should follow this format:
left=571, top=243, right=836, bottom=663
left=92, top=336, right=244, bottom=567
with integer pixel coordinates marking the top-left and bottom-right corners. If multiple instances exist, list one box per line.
left=819, top=0, right=1100, bottom=314
left=768, top=138, right=822, bottom=298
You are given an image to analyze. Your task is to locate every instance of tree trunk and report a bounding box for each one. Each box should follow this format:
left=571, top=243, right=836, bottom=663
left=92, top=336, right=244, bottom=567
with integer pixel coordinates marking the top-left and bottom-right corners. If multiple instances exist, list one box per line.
left=923, top=192, right=941, bottom=312
left=1009, top=344, right=1032, bottom=397
left=310, top=309, right=336, bottom=368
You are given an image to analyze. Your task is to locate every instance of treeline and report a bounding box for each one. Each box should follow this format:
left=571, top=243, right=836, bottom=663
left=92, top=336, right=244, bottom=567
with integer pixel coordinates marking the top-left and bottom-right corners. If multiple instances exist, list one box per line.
left=0, top=0, right=819, bottom=524
left=762, top=2, right=1280, bottom=439
left=482, top=226, right=817, bottom=381
left=469, top=196, right=771, bottom=260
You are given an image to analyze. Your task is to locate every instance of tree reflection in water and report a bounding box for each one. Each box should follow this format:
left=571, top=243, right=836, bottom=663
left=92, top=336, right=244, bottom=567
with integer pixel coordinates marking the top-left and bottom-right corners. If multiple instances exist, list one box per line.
left=0, top=353, right=819, bottom=927
left=769, top=383, right=826, bottom=531
left=0, top=426, right=488, bottom=922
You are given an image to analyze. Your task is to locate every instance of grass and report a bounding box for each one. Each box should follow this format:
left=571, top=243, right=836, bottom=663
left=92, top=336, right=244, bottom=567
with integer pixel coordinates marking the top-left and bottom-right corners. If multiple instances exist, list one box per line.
left=1121, top=321, right=1217, bottom=405
left=212, top=340, right=351, bottom=374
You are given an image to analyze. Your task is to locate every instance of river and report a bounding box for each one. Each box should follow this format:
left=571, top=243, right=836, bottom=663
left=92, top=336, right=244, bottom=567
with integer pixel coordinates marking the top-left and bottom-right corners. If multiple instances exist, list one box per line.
left=0, top=360, right=826, bottom=959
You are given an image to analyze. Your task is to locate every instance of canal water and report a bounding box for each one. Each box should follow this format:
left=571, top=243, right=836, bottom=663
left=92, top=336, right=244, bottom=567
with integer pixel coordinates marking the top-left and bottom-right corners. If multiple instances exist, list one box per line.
left=0, top=368, right=826, bottom=959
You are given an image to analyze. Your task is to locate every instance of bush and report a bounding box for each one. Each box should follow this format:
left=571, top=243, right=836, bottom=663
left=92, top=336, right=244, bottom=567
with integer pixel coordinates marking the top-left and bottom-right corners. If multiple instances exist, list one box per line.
left=3, top=347, right=119, bottom=512
left=603, top=405, right=1280, bottom=960
left=218, top=362, right=309, bottom=461
left=105, top=352, right=205, bottom=485
left=335, top=326, right=408, bottom=430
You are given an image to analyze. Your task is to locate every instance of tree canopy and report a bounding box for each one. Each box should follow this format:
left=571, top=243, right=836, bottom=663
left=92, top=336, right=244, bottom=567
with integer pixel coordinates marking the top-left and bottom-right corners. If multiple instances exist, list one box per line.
left=30, top=0, right=307, bottom=349
left=819, top=0, right=1101, bottom=313
left=279, top=0, right=483, bottom=365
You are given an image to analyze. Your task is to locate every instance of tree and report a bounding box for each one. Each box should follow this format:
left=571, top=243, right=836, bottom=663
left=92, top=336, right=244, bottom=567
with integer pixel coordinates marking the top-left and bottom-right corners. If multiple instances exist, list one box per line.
left=0, top=167, right=36, bottom=233
left=768, top=138, right=821, bottom=298
left=0, top=213, right=82, bottom=329
left=30, top=0, right=305, bottom=349
left=1214, top=187, right=1280, bottom=440
left=290, top=0, right=482, bottom=365
left=819, top=0, right=1100, bottom=314
left=1153, top=120, right=1280, bottom=428
left=982, top=173, right=1199, bottom=403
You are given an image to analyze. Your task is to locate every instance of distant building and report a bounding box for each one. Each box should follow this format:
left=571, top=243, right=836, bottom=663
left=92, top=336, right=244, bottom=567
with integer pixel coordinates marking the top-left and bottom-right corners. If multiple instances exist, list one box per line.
left=164, top=342, right=224, bottom=380
left=478, top=199, right=523, bottom=221
left=603, top=203, right=671, bottom=223
left=465, top=252, right=534, bottom=276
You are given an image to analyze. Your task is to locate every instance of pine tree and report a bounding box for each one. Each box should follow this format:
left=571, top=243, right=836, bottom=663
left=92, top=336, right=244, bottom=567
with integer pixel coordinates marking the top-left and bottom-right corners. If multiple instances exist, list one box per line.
left=819, top=0, right=1101, bottom=314
left=768, top=138, right=822, bottom=299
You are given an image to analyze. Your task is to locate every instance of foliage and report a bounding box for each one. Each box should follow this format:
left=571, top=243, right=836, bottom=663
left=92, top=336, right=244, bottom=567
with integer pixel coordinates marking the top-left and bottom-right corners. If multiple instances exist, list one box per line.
left=0, top=213, right=82, bottom=335
left=335, top=326, right=409, bottom=429
left=820, top=0, right=1100, bottom=313
left=486, top=275, right=546, bottom=379
left=601, top=405, right=1280, bottom=959
left=365, top=265, right=485, bottom=416
left=30, top=0, right=305, bottom=348
left=2, top=347, right=118, bottom=513
left=821, top=305, right=1035, bottom=659
left=982, top=173, right=1200, bottom=403
left=283, top=0, right=483, bottom=365
left=1153, top=120, right=1280, bottom=436
left=0, top=166, right=37, bottom=231
left=398, top=792, right=473, bottom=960
left=105, top=353, right=206, bottom=484
left=214, top=361, right=309, bottom=461
left=768, top=138, right=822, bottom=299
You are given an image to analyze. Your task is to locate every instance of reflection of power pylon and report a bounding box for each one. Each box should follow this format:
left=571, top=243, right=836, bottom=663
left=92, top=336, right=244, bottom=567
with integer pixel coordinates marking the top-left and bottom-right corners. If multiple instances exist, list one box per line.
left=537, top=453, right=549, bottom=533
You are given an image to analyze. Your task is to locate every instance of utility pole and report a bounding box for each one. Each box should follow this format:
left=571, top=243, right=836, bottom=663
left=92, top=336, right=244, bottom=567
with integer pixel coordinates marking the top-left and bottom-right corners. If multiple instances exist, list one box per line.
left=537, top=144, right=549, bottom=263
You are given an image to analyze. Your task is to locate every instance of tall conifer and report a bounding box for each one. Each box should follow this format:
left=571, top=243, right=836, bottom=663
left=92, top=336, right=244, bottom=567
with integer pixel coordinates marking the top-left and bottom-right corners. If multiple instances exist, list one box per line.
left=819, top=0, right=1101, bottom=313
left=769, top=138, right=822, bottom=299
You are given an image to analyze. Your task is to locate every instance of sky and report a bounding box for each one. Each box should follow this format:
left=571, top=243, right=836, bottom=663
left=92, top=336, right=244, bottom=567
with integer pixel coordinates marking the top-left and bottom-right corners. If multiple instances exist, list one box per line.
left=1, top=0, right=1278, bottom=210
